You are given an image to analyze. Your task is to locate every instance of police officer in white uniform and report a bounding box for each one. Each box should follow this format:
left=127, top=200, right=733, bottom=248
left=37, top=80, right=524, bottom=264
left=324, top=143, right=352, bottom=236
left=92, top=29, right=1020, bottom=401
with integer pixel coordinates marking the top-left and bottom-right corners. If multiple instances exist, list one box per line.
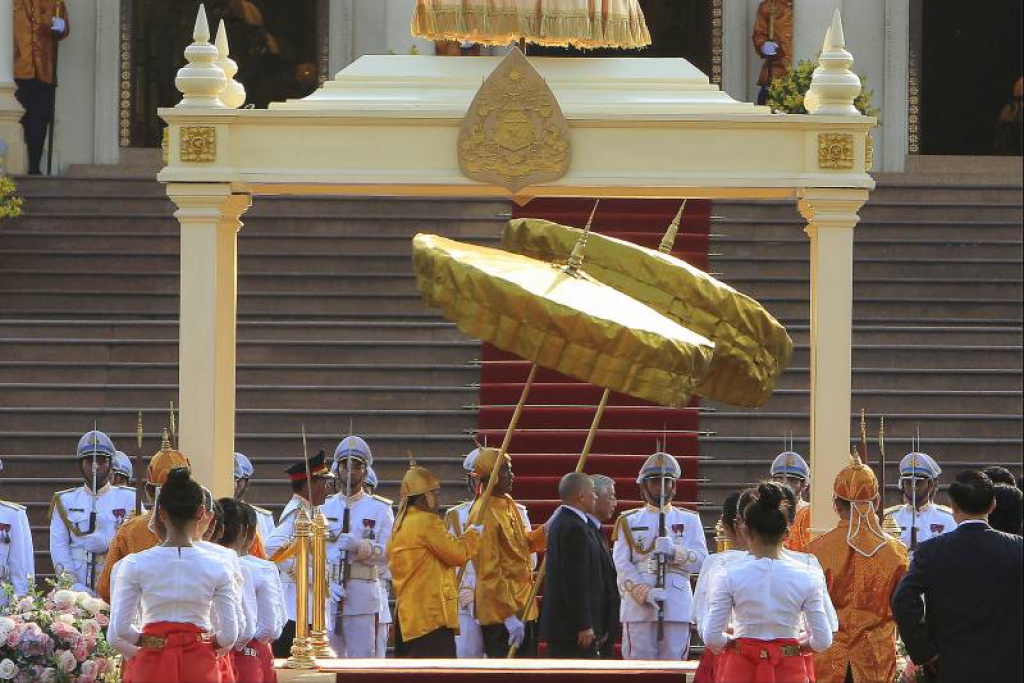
left=48, top=430, right=138, bottom=595
left=234, top=452, right=276, bottom=543
left=885, top=452, right=957, bottom=552
left=770, top=450, right=810, bottom=512
left=445, top=447, right=485, bottom=658
left=321, top=436, right=394, bottom=658
left=0, top=457, right=34, bottom=607
left=612, top=452, right=708, bottom=660
left=110, top=451, right=133, bottom=488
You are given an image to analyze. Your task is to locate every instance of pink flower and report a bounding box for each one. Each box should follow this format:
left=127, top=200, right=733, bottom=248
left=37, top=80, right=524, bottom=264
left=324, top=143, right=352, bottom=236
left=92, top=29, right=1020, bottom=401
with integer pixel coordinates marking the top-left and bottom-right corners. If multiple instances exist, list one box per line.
left=79, top=660, right=99, bottom=678
left=80, top=619, right=101, bottom=638
left=94, top=614, right=109, bottom=627
left=15, top=597, right=33, bottom=613
left=57, top=649, right=77, bottom=673
left=5, top=630, right=20, bottom=648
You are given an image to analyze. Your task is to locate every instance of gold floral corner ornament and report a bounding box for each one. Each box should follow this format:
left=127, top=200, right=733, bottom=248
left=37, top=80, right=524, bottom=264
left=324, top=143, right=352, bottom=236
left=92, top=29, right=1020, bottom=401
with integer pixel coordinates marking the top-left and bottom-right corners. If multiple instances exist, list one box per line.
left=161, top=128, right=169, bottom=165
left=818, top=133, right=854, bottom=170
left=865, top=134, right=874, bottom=171
left=180, top=126, right=217, bottom=163
left=458, top=48, right=571, bottom=193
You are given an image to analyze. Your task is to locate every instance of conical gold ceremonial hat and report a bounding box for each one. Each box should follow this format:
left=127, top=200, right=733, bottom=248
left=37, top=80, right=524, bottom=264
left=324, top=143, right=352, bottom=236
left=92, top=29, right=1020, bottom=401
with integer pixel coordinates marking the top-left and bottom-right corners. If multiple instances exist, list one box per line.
left=503, top=218, right=793, bottom=407
left=412, top=233, right=715, bottom=408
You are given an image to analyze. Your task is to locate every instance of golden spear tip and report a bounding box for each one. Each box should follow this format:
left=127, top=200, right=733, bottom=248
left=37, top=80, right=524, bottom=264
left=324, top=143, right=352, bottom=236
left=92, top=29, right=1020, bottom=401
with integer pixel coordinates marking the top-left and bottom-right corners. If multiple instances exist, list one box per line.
left=161, top=428, right=171, bottom=450
left=659, top=199, right=687, bottom=254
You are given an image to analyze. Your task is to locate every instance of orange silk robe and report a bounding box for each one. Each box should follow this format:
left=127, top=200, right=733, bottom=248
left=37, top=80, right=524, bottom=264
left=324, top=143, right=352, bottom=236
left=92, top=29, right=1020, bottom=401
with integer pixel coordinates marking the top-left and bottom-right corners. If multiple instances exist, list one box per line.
left=785, top=503, right=811, bottom=552
left=751, top=0, right=793, bottom=86
left=470, top=494, right=546, bottom=625
left=808, top=520, right=909, bottom=683
left=96, top=511, right=266, bottom=602
left=13, top=0, right=69, bottom=83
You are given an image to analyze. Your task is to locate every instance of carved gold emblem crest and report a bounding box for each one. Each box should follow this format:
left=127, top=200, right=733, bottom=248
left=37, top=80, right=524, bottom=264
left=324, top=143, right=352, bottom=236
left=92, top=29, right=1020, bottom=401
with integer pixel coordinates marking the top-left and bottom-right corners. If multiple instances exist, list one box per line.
left=817, top=133, right=854, bottom=170
left=180, top=126, right=217, bottom=163
left=458, top=48, right=571, bottom=193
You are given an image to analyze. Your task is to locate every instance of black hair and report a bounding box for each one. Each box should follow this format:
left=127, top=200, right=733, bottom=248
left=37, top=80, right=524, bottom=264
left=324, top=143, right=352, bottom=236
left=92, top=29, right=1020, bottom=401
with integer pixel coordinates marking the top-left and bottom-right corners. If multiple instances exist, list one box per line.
left=208, top=497, right=225, bottom=542
left=743, top=482, right=791, bottom=544
left=982, top=466, right=1017, bottom=488
left=835, top=497, right=852, bottom=515
left=989, top=484, right=1023, bottom=536
left=217, top=497, right=250, bottom=547
left=721, top=491, right=742, bottom=533
left=948, top=470, right=996, bottom=515
left=773, top=480, right=798, bottom=524
left=737, top=487, right=757, bottom=519
left=157, top=467, right=203, bottom=525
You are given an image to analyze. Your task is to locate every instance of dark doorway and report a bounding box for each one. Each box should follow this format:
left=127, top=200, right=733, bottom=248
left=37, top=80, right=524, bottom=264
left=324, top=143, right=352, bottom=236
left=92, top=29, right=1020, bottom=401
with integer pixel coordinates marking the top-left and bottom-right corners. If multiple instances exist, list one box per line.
left=524, top=0, right=713, bottom=76
left=919, top=0, right=1022, bottom=155
left=125, top=0, right=326, bottom=148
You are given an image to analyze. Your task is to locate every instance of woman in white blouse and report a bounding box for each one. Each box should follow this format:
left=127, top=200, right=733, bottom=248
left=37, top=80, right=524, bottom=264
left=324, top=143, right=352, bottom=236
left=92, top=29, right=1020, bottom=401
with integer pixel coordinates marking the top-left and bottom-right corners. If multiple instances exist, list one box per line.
left=237, top=501, right=286, bottom=683
left=703, top=482, right=832, bottom=683
left=108, top=468, right=240, bottom=683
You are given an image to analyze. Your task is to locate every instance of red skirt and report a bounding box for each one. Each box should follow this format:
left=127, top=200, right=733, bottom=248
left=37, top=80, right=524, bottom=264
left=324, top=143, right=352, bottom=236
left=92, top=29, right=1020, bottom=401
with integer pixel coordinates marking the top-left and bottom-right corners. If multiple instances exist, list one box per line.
left=693, top=648, right=719, bottom=683
left=231, top=641, right=263, bottom=683
left=255, top=640, right=277, bottom=683
left=716, top=638, right=808, bottom=683
left=124, top=622, right=220, bottom=683
left=218, top=650, right=237, bottom=683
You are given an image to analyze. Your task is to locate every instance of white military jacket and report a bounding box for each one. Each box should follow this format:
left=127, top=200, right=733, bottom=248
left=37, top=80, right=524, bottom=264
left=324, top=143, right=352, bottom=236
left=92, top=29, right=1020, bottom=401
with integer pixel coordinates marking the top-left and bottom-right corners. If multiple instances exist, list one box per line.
left=48, top=483, right=138, bottom=593
left=885, top=502, right=957, bottom=549
left=612, top=504, right=708, bottom=623
left=0, top=500, right=34, bottom=603
left=320, top=490, right=394, bottom=616
left=253, top=505, right=276, bottom=548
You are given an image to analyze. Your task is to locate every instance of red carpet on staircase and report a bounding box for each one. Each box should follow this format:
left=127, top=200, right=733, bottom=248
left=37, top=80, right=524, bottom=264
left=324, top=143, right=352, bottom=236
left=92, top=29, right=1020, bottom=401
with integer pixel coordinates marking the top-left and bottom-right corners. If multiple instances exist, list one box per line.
left=478, top=197, right=712, bottom=527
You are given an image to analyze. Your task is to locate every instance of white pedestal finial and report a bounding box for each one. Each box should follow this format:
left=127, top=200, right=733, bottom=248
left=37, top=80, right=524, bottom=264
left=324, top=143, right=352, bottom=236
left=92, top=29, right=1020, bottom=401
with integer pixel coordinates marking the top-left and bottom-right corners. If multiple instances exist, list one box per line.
left=215, top=20, right=246, bottom=109
left=174, top=4, right=227, bottom=108
left=806, top=9, right=862, bottom=116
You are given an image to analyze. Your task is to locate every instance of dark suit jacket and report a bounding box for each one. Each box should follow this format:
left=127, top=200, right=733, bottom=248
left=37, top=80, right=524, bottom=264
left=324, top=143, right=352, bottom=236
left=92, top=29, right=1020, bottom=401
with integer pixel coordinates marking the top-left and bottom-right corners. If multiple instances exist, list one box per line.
left=539, top=507, right=614, bottom=649
left=892, top=521, right=1023, bottom=683
left=586, top=518, right=621, bottom=657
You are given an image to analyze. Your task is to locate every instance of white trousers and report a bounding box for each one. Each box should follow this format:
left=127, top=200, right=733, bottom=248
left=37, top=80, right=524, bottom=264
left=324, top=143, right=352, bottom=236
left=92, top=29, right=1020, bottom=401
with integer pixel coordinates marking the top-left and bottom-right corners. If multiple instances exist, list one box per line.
left=326, top=613, right=378, bottom=658
left=621, top=622, right=692, bottom=660
left=376, top=622, right=389, bottom=658
left=455, top=612, right=484, bottom=658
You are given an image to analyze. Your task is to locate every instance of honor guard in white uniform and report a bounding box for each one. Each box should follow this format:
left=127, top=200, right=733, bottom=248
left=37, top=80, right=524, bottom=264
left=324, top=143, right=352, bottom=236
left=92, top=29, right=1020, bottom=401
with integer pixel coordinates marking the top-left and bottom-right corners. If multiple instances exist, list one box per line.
left=48, top=430, right=138, bottom=595
left=771, top=450, right=810, bottom=511
left=322, top=436, right=394, bottom=658
left=612, top=452, right=708, bottom=660
left=445, top=447, right=485, bottom=658
left=265, top=450, right=335, bottom=658
left=234, top=452, right=276, bottom=543
left=885, top=452, right=957, bottom=552
left=110, top=451, right=133, bottom=488
left=0, top=458, right=34, bottom=607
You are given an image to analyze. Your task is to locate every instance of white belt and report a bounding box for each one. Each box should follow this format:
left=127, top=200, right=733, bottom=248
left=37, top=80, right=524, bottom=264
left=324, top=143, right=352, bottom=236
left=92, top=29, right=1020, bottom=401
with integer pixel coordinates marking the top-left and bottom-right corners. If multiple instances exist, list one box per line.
left=70, top=548, right=106, bottom=564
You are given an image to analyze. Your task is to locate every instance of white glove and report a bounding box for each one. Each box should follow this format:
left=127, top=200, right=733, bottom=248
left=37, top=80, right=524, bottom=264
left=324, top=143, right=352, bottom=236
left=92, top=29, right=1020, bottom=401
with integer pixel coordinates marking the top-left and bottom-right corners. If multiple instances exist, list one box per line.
left=467, top=524, right=484, bottom=534
left=762, top=40, right=778, bottom=56
left=51, top=16, right=67, bottom=34
left=336, top=533, right=361, bottom=551
left=458, top=588, right=474, bottom=609
left=504, top=615, right=525, bottom=648
left=647, top=587, right=667, bottom=605
left=654, top=536, right=676, bottom=559
left=329, top=583, right=346, bottom=602
left=81, top=532, right=111, bottom=555
left=71, top=582, right=89, bottom=594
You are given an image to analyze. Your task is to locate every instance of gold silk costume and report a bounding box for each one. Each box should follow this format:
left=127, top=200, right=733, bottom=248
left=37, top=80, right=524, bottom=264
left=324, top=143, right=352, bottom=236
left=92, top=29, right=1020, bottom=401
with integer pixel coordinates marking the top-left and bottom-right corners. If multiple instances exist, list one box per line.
left=752, top=0, right=793, bottom=87
left=470, top=494, right=547, bottom=625
left=785, top=503, right=811, bottom=552
left=388, top=506, right=481, bottom=641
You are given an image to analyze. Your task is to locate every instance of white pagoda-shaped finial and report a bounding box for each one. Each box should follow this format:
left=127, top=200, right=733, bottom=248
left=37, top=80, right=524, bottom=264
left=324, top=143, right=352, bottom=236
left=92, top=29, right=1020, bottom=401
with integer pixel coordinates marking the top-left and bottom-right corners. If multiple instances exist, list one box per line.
left=174, top=4, right=227, bottom=108
left=215, top=20, right=246, bottom=109
left=805, top=9, right=862, bottom=116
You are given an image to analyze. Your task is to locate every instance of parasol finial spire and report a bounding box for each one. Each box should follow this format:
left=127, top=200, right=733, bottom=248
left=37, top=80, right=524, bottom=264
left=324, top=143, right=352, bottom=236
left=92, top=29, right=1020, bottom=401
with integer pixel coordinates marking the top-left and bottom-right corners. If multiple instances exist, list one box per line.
left=565, top=200, right=600, bottom=275
left=659, top=200, right=687, bottom=254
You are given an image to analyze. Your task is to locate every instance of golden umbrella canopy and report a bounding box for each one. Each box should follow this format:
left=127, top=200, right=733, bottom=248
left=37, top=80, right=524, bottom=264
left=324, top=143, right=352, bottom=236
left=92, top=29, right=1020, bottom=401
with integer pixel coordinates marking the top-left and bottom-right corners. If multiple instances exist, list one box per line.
left=412, top=233, right=714, bottom=408
left=503, top=217, right=794, bottom=407
left=412, top=0, right=652, bottom=50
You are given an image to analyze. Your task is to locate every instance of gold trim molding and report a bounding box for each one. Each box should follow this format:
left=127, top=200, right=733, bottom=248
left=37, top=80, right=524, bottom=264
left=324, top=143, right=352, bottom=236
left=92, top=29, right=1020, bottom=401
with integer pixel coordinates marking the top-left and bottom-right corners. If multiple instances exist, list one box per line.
left=864, top=133, right=874, bottom=171
left=818, top=133, right=854, bottom=170
left=180, top=126, right=217, bottom=163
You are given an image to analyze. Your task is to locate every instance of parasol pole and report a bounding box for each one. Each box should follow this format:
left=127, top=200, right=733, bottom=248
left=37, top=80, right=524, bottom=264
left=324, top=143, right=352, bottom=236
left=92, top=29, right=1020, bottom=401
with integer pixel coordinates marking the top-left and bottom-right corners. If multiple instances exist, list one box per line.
left=135, top=411, right=144, bottom=516
left=168, top=401, right=177, bottom=450
left=508, top=386, right=611, bottom=657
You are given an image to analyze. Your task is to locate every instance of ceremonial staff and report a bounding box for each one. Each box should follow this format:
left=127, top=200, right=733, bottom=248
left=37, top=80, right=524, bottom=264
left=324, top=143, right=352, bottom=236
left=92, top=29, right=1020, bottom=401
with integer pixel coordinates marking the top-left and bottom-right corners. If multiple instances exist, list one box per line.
left=135, top=412, right=144, bottom=516
left=333, top=419, right=354, bottom=638
left=85, top=424, right=99, bottom=591
left=655, top=451, right=668, bottom=642
left=910, top=425, right=921, bottom=552
left=46, top=1, right=64, bottom=175
left=878, top=415, right=886, bottom=521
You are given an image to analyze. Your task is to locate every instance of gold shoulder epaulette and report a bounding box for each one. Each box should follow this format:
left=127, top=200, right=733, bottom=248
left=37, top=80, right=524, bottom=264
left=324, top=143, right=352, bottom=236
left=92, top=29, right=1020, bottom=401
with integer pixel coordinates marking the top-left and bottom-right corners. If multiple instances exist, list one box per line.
left=0, top=500, right=26, bottom=511
left=252, top=505, right=273, bottom=516
left=371, top=493, right=394, bottom=506
left=883, top=504, right=903, bottom=515
left=115, top=485, right=136, bottom=492
left=934, top=504, right=954, bottom=515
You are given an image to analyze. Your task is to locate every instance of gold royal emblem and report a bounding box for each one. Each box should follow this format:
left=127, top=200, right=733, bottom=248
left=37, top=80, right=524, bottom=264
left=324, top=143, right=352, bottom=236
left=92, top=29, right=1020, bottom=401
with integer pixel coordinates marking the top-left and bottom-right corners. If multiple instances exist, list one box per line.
left=458, top=48, right=571, bottom=194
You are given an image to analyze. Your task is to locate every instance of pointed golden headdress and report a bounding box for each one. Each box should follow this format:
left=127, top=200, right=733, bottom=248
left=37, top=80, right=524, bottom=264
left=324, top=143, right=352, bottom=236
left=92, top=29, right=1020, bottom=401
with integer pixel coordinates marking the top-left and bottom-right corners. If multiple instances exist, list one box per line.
left=834, top=449, right=887, bottom=557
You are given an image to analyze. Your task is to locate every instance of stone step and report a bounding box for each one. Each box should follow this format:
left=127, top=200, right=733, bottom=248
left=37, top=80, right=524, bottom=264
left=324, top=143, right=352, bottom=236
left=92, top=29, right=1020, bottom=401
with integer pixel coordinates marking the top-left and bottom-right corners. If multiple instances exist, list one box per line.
left=716, top=202, right=1023, bottom=223
left=773, top=366, right=1023, bottom=391
left=706, top=410, right=1022, bottom=437
left=11, top=176, right=168, bottom=197
left=714, top=257, right=1024, bottom=280
left=716, top=236, right=1022, bottom=261
left=728, top=277, right=1023, bottom=300
left=701, top=434, right=1024, bottom=462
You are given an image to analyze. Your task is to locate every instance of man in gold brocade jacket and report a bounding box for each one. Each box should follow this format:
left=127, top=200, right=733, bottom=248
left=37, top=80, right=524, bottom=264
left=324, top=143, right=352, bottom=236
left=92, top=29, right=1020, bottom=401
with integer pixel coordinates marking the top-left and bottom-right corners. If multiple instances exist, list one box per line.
left=752, top=0, right=793, bottom=104
left=809, top=454, right=909, bottom=683
left=469, top=448, right=547, bottom=658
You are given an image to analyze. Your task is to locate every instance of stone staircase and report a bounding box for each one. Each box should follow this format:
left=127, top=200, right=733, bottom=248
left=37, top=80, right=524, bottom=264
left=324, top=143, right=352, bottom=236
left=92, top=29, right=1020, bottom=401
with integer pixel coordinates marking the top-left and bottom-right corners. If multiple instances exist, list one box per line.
left=703, top=173, right=1024, bottom=523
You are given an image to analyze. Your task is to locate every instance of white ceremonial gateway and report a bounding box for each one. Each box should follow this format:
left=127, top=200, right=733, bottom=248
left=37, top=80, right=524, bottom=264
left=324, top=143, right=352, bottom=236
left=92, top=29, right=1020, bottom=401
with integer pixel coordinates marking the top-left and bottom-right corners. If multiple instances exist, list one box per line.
left=48, top=431, right=139, bottom=595
left=613, top=452, right=708, bottom=661
left=0, top=456, right=34, bottom=607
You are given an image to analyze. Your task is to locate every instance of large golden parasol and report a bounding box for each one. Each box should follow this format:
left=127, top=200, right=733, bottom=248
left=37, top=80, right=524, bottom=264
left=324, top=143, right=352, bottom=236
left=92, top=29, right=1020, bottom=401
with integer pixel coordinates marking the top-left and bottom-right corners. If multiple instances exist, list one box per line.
left=412, top=0, right=651, bottom=50
left=502, top=213, right=793, bottom=407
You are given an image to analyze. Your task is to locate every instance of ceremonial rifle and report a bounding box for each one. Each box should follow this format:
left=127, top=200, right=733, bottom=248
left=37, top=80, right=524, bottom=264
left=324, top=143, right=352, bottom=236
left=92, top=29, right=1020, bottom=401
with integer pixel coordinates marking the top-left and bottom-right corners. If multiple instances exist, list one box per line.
left=333, top=420, right=354, bottom=636
left=655, top=450, right=668, bottom=643
left=135, top=412, right=144, bottom=517
left=86, top=424, right=99, bottom=590
left=910, top=426, right=920, bottom=552
left=878, top=416, right=886, bottom=522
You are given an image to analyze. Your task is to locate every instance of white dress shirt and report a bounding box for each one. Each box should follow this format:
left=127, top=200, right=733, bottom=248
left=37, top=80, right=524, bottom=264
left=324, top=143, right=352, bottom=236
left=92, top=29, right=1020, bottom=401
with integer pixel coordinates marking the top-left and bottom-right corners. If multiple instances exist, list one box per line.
left=703, top=556, right=832, bottom=653
left=240, top=555, right=287, bottom=644
left=889, top=502, right=957, bottom=549
left=0, top=501, right=34, bottom=604
left=108, top=545, right=240, bottom=659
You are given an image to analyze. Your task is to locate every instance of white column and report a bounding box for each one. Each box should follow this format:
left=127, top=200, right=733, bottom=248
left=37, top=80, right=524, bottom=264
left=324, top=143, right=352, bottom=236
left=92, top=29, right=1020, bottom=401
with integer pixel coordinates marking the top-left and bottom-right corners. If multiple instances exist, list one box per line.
left=168, top=183, right=251, bottom=498
left=881, top=0, right=909, bottom=172
left=793, top=0, right=840, bottom=65
left=0, top=0, right=26, bottom=173
left=798, top=187, right=868, bottom=537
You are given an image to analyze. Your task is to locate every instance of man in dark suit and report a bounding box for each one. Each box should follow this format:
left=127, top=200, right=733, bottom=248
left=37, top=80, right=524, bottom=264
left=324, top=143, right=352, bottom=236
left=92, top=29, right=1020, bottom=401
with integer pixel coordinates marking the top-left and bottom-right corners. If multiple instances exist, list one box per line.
left=588, top=474, right=621, bottom=659
left=539, top=472, right=608, bottom=658
left=892, top=470, right=1023, bottom=683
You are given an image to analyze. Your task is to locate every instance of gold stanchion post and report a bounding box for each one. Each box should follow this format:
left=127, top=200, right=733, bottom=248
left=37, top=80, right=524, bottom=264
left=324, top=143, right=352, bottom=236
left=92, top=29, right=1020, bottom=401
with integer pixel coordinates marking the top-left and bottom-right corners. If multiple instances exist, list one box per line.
left=287, top=507, right=316, bottom=669
left=310, top=509, right=335, bottom=658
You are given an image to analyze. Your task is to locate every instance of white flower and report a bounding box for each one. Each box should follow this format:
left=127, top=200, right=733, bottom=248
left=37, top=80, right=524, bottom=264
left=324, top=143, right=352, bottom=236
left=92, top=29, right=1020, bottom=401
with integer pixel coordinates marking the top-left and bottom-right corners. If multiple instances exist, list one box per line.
left=81, top=597, right=105, bottom=615
left=0, top=617, right=14, bottom=636
left=58, top=649, right=77, bottom=673
left=57, top=613, right=76, bottom=625
left=52, top=590, right=76, bottom=610
left=0, top=659, right=16, bottom=680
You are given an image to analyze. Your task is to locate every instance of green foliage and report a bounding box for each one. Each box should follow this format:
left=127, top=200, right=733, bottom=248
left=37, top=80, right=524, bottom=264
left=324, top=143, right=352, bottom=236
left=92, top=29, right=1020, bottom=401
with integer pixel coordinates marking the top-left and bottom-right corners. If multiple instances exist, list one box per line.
left=767, top=59, right=879, bottom=119
left=0, top=176, right=23, bottom=221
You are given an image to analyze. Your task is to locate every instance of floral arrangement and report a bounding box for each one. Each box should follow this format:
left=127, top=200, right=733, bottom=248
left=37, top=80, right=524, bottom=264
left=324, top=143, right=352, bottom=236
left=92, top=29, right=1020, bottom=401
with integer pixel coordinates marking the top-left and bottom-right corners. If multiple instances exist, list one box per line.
left=767, top=59, right=879, bottom=118
left=0, top=176, right=22, bottom=221
left=895, top=639, right=928, bottom=683
left=0, top=580, right=120, bottom=683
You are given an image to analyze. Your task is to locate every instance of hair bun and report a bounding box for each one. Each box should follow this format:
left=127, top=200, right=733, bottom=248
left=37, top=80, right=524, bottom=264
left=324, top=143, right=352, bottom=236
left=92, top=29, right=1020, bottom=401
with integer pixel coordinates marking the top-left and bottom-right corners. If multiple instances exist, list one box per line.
left=165, top=467, right=191, bottom=486
left=756, top=481, right=784, bottom=509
